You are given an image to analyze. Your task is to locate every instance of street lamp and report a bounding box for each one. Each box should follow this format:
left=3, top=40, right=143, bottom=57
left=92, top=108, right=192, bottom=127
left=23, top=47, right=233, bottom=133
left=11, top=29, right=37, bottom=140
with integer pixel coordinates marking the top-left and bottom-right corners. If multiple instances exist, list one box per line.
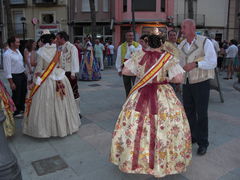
left=20, top=17, right=26, bottom=41
left=131, top=0, right=136, bottom=41
left=0, top=110, right=22, bottom=179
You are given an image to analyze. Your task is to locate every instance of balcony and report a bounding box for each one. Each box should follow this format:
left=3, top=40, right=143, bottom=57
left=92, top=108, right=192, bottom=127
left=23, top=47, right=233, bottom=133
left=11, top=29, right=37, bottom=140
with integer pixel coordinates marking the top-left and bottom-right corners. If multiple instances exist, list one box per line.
left=176, top=14, right=205, bottom=27
left=10, top=0, right=27, bottom=6
left=33, top=0, right=57, bottom=6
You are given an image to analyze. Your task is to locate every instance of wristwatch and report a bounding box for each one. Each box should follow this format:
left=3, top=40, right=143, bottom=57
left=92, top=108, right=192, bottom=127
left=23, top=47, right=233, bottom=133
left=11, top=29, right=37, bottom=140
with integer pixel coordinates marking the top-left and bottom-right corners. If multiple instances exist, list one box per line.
left=195, top=62, right=198, bottom=68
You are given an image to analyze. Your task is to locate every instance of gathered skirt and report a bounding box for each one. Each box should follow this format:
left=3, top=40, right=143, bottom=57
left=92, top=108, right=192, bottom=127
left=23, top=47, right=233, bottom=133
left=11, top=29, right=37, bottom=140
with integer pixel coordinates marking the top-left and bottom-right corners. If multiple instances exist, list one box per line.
left=23, top=74, right=81, bottom=138
left=110, top=84, right=192, bottom=178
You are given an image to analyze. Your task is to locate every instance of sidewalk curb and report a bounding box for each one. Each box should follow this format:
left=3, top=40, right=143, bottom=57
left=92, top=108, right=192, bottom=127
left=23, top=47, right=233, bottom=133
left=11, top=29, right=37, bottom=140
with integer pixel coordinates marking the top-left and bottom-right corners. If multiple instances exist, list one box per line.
left=233, top=82, right=240, bottom=92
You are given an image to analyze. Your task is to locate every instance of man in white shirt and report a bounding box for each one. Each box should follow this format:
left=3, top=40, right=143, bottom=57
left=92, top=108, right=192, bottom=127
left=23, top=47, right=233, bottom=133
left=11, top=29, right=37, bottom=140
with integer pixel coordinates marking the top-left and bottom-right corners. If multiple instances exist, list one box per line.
left=94, top=39, right=105, bottom=70
left=56, top=31, right=80, bottom=117
left=3, top=36, right=27, bottom=117
left=107, top=41, right=114, bottom=66
left=179, top=19, right=217, bottom=156
left=224, top=39, right=238, bottom=79
left=115, top=31, right=142, bottom=97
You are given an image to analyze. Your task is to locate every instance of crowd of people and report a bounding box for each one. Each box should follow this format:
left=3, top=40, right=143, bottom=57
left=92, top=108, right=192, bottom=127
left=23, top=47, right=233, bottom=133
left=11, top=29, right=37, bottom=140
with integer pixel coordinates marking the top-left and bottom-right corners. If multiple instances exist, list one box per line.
left=0, top=18, right=239, bottom=178
left=0, top=30, right=118, bottom=139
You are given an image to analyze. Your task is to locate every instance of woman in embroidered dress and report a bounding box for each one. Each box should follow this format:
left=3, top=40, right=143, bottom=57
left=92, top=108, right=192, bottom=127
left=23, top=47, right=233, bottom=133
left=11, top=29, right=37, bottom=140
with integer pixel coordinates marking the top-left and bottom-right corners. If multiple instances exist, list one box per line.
left=79, top=36, right=101, bottom=81
left=110, top=35, right=192, bottom=178
left=23, top=33, right=80, bottom=138
left=0, top=80, right=16, bottom=137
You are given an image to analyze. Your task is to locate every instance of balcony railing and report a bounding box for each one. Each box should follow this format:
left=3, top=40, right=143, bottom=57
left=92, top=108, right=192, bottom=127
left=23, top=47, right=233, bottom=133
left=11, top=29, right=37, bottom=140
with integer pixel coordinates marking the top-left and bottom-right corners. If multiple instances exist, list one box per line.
left=10, top=0, right=27, bottom=5
left=33, top=0, right=57, bottom=5
left=176, top=14, right=205, bottom=27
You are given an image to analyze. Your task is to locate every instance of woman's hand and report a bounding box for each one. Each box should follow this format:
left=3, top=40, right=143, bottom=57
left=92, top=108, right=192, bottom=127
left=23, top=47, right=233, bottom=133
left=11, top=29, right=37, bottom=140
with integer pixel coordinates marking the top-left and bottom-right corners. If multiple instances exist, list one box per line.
left=170, top=73, right=183, bottom=84
left=28, top=83, right=35, bottom=90
left=35, top=72, right=41, bottom=77
left=122, top=67, right=135, bottom=76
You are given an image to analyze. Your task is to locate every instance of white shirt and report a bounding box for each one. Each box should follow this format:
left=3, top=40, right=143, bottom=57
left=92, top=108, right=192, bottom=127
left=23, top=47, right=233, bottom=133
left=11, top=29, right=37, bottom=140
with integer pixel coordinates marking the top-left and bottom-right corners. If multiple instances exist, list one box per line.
left=183, top=38, right=217, bottom=70
left=226, top=44, right=238, bottom=58
left=61, top=42, right=79, bottom=75
left=108, top=45, right=115, bottom=54
left=211, top=39, right=220, bottom=54
left=94, top=43, right=105, bottom=58
left=3, top=48, right=25, bottom=79
left=115, top=43, right=142, bottom=72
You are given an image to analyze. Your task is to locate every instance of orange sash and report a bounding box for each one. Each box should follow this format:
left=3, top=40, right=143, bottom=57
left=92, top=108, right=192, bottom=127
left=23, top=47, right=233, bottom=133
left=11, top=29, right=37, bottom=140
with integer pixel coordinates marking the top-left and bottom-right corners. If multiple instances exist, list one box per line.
left=128, top=52, right=173, bottom=97
left=25, top=51, right=61, bottom=116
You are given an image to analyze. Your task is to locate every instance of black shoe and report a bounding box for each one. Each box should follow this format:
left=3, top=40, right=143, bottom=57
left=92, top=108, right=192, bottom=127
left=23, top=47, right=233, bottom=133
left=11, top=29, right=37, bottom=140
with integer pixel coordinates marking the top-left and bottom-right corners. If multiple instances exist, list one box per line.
left=192, top=138, right=197, bottom=144
left=13, top=111, right=23, bottom=118
left=197, top=146, right=207, bottom=156
left=79, top=114, right=82, bottom=118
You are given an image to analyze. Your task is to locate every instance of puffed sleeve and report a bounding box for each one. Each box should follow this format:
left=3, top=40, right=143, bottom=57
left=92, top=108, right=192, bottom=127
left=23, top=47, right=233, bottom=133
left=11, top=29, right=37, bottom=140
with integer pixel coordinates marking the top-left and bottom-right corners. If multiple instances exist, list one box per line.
left=165, top=56, right=185, bottom=80
left=124, top=50, right=144, bottom=75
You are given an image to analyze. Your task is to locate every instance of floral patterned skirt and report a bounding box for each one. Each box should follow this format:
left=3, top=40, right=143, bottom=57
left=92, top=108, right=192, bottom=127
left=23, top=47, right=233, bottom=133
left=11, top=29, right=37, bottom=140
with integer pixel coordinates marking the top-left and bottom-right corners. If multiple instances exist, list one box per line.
left=110, top=84, right=192, bottom=178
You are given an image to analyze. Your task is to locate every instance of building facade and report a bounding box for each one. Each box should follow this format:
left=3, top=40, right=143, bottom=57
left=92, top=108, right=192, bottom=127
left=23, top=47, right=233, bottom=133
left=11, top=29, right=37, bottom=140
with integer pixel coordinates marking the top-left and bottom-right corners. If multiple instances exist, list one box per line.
left=69, top=0, right=174, bottom=46
left=174, top=0, right=235, bottom=42
left=69, top=0, right=114, bottom=43
left=0, top=0, right=4, bottom=46
left=2, top=0, right=68, bottom=42
left=114, top=0, right=174, bottom=45
left=227, top=0, right=240, bottom=41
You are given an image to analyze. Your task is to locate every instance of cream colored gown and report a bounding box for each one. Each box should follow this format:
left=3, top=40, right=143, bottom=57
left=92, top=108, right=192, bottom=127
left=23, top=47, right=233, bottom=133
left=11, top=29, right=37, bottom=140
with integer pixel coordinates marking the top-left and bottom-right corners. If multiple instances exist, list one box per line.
left=23, top=44, right=81, bottom=138
left=110, top=50, right=192, bottom=178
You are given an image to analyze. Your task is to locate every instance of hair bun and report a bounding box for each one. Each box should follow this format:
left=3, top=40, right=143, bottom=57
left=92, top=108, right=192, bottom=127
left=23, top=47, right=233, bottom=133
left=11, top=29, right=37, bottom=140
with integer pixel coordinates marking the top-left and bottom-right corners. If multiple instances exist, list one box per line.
left=148, top=35, right=162, bottom=48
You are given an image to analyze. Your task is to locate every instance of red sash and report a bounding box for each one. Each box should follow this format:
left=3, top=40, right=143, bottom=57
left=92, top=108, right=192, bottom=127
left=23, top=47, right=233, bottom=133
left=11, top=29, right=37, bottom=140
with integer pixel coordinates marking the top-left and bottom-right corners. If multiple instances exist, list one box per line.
left=128, top=52, right=173, bottom=98
left=129, top=52, right=173, bottom=170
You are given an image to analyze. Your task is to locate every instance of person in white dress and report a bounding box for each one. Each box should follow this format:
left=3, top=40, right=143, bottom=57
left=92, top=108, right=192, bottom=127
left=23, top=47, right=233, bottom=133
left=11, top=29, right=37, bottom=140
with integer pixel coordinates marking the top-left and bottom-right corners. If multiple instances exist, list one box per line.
left=23, top=32, right=81, bottom=138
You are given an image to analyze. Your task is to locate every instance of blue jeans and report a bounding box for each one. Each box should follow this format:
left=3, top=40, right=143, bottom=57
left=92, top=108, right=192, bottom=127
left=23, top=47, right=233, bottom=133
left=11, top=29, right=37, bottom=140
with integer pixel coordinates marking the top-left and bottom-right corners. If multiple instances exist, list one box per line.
left=107, top=54, right=113, bottom=66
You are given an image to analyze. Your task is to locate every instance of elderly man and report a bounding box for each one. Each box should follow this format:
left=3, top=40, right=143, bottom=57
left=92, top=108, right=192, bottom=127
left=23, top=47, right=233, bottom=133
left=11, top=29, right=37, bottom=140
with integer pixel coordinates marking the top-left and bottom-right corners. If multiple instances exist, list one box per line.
left=179, top=19, right=217, bottom=155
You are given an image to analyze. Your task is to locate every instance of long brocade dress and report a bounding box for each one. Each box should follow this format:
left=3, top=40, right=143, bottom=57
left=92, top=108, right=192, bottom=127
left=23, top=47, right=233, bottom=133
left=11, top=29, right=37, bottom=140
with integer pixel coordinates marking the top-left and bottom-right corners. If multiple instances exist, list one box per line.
left=0, top=80, right=16, bottom=137
left=110, top=50, right=192, bottom=178
left=79, top=42, right=101, bottom=81
left=23, top=44, right=81, bottom=138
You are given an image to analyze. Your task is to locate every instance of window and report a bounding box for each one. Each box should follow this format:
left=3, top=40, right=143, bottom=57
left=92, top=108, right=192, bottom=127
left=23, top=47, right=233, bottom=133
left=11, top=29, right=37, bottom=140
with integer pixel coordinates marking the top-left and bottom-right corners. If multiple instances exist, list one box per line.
left=161, top=0, right=165, bottom=12
left=82, top=0, right=98, bottom=12
left=103, top=0, right=109, bottom=12
left=123, top=0, right=127, bottom=12
left=41, top=12, right=55, bottom=24
left=10, top=0, right=26, bottom=4
left=74, top=25, right=113, bottom=43
left=13, top=11, right=24, bottom=34
left=104, top=26, right=112, bottom=35
left=133, top=0, right=156, bottom=11
left=184, top=0, right=197, bottom=19
left=74, top=26, right=83, bottom=36
left=34, top=0, right=56, bottom=3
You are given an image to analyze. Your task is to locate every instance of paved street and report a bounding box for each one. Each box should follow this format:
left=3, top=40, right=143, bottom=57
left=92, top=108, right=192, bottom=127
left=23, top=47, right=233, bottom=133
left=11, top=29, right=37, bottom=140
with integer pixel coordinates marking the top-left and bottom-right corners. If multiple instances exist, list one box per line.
left=1, top=69, right=240, bottom=180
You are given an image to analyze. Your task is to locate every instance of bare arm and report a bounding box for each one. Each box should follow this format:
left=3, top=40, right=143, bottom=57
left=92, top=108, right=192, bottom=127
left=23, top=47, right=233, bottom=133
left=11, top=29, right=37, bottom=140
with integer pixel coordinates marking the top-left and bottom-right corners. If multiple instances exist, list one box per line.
left=30, top=51, right=37, bottom=67
left=24, top=50, right=33, bottom=73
